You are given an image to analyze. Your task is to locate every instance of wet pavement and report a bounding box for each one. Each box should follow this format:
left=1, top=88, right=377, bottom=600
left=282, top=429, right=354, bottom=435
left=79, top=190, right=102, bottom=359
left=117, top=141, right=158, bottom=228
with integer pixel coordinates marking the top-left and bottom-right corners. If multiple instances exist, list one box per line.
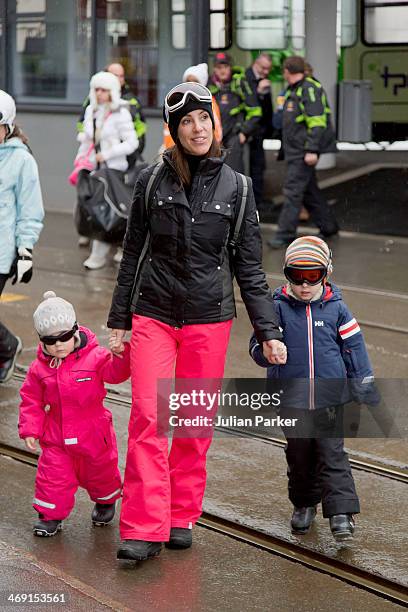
left=1, top=211, right=407, bottom=609
left=0, top=456, right=403, bottom=612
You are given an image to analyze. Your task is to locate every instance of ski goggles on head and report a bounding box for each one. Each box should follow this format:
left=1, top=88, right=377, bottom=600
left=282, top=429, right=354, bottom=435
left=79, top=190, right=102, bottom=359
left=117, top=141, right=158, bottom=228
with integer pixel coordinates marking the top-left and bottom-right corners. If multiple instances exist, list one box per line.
left=164, top=82, right=212, bottom=123
left=40, top=324, right=78, bottom=345
left=284, top=266, right=327, bottom=286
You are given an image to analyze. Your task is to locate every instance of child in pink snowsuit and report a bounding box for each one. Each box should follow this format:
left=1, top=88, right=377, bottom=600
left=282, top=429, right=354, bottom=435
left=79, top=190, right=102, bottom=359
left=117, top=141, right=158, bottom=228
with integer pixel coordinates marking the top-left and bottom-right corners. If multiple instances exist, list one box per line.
left=19, top=290, right=130, bottom=537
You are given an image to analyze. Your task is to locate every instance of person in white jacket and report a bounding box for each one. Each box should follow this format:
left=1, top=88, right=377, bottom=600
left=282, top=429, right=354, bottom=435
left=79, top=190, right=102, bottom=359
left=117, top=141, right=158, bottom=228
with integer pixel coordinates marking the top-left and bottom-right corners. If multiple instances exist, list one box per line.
left=76, top=71, right=138, bottom=269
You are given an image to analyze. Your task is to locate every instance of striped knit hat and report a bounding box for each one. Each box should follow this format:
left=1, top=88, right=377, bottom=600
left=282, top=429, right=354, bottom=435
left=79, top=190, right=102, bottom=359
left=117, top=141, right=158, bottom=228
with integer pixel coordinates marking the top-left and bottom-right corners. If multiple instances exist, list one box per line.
left=284, top=236, right=333, bottom=274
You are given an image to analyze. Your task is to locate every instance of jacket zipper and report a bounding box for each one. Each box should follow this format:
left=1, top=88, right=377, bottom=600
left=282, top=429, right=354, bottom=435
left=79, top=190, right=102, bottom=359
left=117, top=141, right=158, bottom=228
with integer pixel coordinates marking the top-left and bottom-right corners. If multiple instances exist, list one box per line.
left=306, top=304, right=315, bottom=410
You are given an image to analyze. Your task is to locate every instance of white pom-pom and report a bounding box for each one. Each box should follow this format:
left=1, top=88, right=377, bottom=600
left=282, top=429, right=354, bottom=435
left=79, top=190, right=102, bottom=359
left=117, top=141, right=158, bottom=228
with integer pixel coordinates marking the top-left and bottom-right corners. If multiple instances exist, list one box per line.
left=43, top=291, right=57, bottom=300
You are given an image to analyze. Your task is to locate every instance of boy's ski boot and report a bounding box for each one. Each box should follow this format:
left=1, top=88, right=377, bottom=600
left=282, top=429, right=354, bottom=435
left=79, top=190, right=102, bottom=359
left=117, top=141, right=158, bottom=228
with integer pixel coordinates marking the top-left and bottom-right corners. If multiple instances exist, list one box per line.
left=291, top=506, right=317, bottom=534
left=330, top=514, right=355, bottom=541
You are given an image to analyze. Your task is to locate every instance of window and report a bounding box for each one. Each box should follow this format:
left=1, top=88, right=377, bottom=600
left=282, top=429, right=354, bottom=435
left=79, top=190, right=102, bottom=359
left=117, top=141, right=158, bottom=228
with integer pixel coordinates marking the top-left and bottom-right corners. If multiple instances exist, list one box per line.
left=291, top=0, right=304, bottom=50
left=364, top=0, right=408, bottom=44
left=340, top=0, right=357, bottom=47
left=96, top=0, right=159, bottom=107
left=236, top=0, right=288, bottom=50
left=209, top=0, right=231, bottom=49
left=10, top=0, right=93, bottom=104
left=170, top=0, right=193, bottom=50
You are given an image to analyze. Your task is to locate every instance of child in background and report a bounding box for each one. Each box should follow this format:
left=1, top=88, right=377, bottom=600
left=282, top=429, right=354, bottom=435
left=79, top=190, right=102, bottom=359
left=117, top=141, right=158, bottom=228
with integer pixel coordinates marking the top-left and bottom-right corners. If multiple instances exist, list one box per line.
left=19, top=291, right=130, bottom=537
left=250, top=236, right=376, bottom=541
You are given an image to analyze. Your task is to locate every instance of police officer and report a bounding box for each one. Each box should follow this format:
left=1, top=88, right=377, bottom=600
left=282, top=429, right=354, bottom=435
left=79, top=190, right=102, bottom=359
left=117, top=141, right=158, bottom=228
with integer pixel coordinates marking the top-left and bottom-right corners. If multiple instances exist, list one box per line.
left=77, top=63, right=147, bottom=160
left=268, top=56, right=339, bottom=248
left=208, top=52, right=262, bottom=174
left=245, top=53, right=273, bottom=207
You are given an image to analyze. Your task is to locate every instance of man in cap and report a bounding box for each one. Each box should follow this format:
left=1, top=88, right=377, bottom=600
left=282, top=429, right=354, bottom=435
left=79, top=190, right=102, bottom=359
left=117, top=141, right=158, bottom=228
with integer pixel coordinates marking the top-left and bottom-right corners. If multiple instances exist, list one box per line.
left=208, top=52, right=262, bottom=173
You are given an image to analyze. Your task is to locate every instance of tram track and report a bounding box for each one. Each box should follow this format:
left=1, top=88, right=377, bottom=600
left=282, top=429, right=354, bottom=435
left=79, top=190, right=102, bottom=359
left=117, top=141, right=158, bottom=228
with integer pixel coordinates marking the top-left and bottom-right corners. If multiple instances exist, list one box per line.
left=0, top=440, right=406, bottom=607
left=10, top=368, right=408, bottom=483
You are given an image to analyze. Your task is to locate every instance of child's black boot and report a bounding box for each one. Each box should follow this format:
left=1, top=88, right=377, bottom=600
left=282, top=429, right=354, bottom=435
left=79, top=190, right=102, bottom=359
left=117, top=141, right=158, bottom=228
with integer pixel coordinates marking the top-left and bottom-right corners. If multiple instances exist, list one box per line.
left=33, top=515, right=63, bottom=537
left=291, top=506, right=317, bottom=534
left=91, top=502, right=116, bottom=526
left=330, top=514, right=355, bottom=541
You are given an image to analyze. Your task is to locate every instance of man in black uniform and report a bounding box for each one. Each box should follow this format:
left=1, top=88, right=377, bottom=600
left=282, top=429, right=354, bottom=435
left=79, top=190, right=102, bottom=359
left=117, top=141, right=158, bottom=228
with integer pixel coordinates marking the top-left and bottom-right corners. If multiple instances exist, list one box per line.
left=77, top=62, right=147, bottom=160
left=245, top=53, right=273, bottom=207
left=208, top=52, right=262, bottom=173
left=269, top=56, right=338, bottom=248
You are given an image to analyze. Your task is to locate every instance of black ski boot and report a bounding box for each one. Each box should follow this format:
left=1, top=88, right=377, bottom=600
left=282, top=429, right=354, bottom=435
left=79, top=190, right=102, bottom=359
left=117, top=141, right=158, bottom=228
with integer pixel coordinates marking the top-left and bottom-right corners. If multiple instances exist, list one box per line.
left=165, top=527, right=193, bottom=549
left=291, top=506, right=317, bottom=534
left=33, top=515, right=63, bottom=537
left=117, top=540, right=162, bottom=561
left=0, top=336, right=22, bottom=384
left=330, top=514, right=355, bottom=541
left=91, top=502, right=116, bottom=526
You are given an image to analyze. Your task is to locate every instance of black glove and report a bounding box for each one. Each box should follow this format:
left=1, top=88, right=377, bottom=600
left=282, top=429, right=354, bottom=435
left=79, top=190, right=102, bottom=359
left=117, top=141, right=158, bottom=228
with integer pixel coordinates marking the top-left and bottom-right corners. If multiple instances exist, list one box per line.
left=10, top=247, right=33, bottom=285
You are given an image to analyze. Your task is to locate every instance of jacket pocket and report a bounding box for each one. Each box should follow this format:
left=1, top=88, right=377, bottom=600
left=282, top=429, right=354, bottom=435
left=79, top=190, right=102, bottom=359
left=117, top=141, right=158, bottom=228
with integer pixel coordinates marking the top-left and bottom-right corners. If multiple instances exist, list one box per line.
left=198, top=200, right=233, bottom=247
left=70, top=369, right=100, bottom=408
left=150, top=193, right=179, bottom=238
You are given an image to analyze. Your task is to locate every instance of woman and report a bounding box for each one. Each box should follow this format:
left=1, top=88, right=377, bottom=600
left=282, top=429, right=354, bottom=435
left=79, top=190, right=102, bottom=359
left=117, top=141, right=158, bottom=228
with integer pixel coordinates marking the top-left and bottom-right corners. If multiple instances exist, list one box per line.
left=75, top=71, right=138, bottom=269
left=108, top=82, right=286, bottom=561
left=162, top=63, right=222, bottom=149
left=0, top=90, right=44, bottom=383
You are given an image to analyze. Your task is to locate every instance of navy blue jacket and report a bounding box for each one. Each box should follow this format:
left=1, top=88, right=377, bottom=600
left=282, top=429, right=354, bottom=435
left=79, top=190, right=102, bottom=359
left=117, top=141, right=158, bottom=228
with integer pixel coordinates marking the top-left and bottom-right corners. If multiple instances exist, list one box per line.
left=249, top=284, right=377, bottom=409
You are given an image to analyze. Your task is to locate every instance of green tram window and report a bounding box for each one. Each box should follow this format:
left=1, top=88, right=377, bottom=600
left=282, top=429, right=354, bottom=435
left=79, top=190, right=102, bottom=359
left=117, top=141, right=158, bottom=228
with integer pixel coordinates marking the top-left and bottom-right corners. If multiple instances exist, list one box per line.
left=364, top=0, right=408, bottom=45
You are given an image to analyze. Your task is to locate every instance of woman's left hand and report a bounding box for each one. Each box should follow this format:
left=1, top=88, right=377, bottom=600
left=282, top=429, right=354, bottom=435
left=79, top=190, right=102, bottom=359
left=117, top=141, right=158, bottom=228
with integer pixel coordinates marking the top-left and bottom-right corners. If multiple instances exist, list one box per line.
left=263, top=340, right=287, bottom=365
left=95, top=152, right=105, bottom=163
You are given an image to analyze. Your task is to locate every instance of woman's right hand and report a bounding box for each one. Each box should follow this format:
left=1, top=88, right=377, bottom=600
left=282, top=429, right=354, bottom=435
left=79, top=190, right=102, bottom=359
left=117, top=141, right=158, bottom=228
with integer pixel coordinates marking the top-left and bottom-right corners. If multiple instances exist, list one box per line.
left=24, top=437, right=38, bottom=452
left=109, top=329, right=126, bottom=354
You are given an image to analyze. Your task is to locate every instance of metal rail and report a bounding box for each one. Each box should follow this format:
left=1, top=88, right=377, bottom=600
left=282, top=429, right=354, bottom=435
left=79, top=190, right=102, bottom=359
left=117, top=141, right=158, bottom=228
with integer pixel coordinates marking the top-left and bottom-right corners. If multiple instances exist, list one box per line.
left=0, top=442, right=406, bottom=607
left=11, top=369, right=408, bottom=484
left=197, top=513, right=408, bottom=607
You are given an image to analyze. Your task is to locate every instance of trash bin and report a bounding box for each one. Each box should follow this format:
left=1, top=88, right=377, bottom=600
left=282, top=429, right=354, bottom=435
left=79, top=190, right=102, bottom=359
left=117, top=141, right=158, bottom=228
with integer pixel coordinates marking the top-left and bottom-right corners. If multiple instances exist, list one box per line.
left=338, top=80, right=372, bottom=143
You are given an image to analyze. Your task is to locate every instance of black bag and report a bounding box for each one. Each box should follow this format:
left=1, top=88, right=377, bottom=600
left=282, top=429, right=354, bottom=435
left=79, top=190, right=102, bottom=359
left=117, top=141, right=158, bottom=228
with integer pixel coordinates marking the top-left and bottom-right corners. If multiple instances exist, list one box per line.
left=74, top=166, right=133, bottom=244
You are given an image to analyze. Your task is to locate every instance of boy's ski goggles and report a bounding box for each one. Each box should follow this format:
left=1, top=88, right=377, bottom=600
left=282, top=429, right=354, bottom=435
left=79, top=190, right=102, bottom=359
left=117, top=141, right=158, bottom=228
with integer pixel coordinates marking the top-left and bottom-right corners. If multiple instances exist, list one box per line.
left=40, top=324, right=78, bottom=345
left=164, top=82, right=212, bottom=123
left=284, top=266, right=327, bottom=286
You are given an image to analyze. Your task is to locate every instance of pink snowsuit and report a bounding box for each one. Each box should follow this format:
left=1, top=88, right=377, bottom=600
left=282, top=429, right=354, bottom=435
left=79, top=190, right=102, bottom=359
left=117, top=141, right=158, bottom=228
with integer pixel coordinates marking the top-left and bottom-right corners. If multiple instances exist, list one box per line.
left=18, top=327, right=130, bottom=521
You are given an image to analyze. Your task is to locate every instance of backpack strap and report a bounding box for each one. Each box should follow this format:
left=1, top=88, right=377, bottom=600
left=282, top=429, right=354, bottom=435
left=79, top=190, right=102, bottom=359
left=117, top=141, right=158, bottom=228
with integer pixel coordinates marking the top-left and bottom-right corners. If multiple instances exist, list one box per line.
left=134, top=160, right=164, bottom=280
left=229, top=171, right=248, bottom=257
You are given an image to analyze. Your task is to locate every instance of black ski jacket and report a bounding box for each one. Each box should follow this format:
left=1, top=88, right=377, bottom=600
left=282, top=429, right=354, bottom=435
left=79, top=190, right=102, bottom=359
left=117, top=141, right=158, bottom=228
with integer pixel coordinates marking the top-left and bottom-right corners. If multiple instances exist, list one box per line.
left=107, top=152, right=282, bottom=343
left=282, top=76, right=337, bottom=161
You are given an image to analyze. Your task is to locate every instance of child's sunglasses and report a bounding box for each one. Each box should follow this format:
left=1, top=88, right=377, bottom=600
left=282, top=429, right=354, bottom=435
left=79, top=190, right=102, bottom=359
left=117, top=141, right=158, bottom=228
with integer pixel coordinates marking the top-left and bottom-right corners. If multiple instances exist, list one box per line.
left=284, top=266, right=327, bottom=286
left=40, top=324, right=78, bottom=345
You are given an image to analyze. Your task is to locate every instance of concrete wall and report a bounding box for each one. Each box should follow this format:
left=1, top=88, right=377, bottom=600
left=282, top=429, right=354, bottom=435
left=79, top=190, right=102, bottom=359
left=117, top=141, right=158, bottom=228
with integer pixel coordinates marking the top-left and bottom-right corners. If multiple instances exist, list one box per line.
left=19, top=112, right=163, bottom=213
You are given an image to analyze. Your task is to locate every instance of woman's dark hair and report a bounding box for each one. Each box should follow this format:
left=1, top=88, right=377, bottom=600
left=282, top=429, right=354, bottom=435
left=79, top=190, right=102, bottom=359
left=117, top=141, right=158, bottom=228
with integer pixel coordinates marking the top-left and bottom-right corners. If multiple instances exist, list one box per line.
left=169, top=134, right=222, bottom=187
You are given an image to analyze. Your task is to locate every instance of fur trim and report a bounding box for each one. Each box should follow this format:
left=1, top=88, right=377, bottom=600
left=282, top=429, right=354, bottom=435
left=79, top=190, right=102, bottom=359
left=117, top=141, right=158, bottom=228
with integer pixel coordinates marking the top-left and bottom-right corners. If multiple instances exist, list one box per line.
left=89, top=71, right=121, bottom=111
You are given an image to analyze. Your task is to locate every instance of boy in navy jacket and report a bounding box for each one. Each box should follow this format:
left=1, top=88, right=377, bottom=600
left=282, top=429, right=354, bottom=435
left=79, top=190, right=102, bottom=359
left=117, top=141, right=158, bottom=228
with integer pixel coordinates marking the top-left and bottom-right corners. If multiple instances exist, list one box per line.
left=250, top=236, right=375, bottom=541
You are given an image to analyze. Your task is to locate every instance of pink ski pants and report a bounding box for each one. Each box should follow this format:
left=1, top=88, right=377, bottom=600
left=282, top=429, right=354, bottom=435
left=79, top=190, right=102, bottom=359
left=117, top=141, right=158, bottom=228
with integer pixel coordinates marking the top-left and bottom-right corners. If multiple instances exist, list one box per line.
left=120, top=314, right=233, bottom=541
